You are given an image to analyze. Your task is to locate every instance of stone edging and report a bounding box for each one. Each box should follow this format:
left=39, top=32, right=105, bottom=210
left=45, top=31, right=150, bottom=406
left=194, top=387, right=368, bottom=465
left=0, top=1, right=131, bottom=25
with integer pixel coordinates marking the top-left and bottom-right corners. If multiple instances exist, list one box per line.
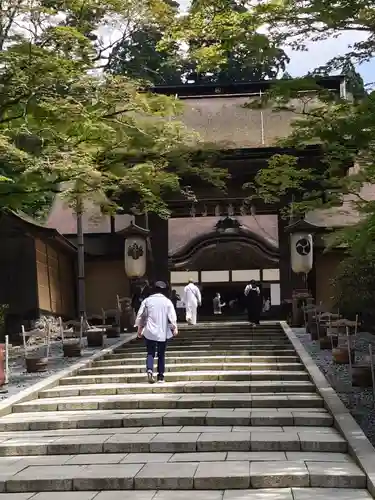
left=281, top=321, right=375, bottom=497
left=0, top=333, right=137, bottom=418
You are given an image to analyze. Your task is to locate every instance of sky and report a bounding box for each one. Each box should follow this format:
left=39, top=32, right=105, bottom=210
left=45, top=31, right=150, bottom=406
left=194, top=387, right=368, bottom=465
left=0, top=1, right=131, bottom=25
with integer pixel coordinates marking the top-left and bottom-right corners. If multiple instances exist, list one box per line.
left=178, top=0, right=375, bottom=85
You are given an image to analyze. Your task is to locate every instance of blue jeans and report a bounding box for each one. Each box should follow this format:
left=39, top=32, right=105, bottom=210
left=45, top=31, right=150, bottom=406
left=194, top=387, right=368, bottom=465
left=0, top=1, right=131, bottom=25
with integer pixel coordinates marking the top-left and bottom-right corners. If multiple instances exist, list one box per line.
left=145, top=339, right=167, bottom=379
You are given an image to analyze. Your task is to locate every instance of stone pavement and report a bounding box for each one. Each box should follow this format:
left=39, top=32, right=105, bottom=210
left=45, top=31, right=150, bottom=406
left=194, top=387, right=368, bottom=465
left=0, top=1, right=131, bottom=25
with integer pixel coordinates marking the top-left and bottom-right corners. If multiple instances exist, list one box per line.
left=0, top=322, right=372, bottom=500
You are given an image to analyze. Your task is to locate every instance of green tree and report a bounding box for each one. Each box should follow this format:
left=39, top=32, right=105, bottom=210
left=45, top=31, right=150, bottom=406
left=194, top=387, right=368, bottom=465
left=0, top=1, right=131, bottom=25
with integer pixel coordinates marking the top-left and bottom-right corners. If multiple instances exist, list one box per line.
left=107, top=0, right=184, bottom=85
left=162, top=0, right=289, bottom=84
left=108, top=26, right=183, bottom=85
left=0, top=0, right=227, bottom=218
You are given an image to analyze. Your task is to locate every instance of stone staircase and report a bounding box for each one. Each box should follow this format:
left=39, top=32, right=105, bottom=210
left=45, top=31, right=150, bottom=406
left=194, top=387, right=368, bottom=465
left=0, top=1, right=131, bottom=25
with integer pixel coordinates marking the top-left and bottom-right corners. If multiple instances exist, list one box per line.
left=0, top=321, right=372, bottom=499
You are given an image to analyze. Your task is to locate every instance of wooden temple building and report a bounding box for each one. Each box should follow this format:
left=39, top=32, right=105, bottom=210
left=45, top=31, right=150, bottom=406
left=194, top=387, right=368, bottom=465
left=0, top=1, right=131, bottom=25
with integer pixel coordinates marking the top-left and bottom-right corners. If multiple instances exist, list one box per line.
left=0, top=76, right=369, bottom=336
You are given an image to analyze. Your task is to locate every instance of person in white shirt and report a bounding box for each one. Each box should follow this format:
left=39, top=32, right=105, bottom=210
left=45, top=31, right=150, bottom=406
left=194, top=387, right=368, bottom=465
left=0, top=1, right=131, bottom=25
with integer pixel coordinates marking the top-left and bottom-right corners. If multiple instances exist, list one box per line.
left=135, top=281, right=178, bottom=384
left=183, top=279, right=201, bottom=325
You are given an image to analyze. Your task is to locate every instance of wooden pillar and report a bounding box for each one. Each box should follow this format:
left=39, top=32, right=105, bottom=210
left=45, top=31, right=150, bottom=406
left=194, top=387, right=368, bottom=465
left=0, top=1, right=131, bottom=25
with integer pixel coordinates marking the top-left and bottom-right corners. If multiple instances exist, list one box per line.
left=148, top=213, right=169, bottom=285
left=278, top=215, right=292, bottom=303
left=278, top=215, right=307, bottom=324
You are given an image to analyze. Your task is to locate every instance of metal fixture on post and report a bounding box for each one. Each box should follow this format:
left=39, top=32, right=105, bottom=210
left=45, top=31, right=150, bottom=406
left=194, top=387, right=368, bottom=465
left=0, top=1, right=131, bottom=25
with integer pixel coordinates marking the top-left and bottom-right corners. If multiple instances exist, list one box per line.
left=76, top=193, right=86, bottom=321
left=215, top=216, right=241, bottom=234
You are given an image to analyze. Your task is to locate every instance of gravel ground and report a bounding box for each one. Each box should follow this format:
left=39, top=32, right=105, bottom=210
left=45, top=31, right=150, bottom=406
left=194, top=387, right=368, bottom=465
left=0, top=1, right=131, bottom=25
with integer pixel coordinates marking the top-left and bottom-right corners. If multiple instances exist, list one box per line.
left=0, top=333, right=134, bottom=402
left=295, top=327, right=375, bottom=447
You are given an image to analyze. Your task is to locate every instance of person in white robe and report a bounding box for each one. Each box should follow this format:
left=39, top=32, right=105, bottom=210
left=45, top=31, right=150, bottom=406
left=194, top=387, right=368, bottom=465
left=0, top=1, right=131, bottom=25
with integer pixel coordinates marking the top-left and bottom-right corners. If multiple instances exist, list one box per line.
left=183, top=279, right=201, bottom=325
left=135, top=281, right=177, bottom=384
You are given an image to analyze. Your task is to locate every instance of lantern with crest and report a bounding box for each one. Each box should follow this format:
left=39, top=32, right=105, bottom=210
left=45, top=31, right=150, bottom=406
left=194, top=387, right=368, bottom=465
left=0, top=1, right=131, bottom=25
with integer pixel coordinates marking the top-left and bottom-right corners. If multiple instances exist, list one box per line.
left=286, top=220, right=315, bottom=275
left=120, top=222, right=150, bottom=278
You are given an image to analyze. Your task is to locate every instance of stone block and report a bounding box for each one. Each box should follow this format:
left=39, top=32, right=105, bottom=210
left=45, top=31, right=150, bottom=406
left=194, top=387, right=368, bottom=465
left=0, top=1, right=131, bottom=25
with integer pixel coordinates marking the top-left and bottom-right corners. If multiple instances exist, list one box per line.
left=180, top=426, right=232, bottom=433
left=250, top=413, right=293, bottom=426
left=250, top=432, right=300, bottom=451
left=6, top=465, right=86, bottom=492
left=194, top=460, right=250, bottom=489
left=149, top=433, right=199, bottom=453
left=57, top=401, right=100, bottom=411
left=94, top=493, right=156, bottom=500
left=134, top=462, right=198, bottom=489
left=162, top=412, right=207, bottom=426
left=0, top=494, right=35, bottom=500
left=124, top=413, right=165, bottom=427
left=153, top=492, right=223, bottom=500
left=176, top=397, right=214, bottom=409
left=291, top=412, right=333, bottom=426
left=291, top=488, right=373, bottom=500
left=0, top=441, right=49, bottom=457
left=47, top=435, right=108, bottom=455
left=170, top=452, right=227, bottom=462
left=286, top=452, right=351, bottom=462
left=212, top=396, right=252, bottom=409
left=223, top=489, right=294, bottom=500
left=233, top=426, right=283, bottom=433
left=138, top=426, right=181, bottom=433
left=138, top=397, right=179, bottom=410
left=197, top=432, right=250, bottom=452
left=67, top=453, right=127, bottom=464
left=250, top=461, right=309, bottom=488
left=98, top=399, right=139, bottom=410
left=16, top=455, right=73, bottom=467
left=77, top=416, right=124, bottom=428
left=121, top=453, right=172, bottom=463
left=103, top=433, right=155, bottom=453
left=32, top=493, right=97, bottom=500
left=206, top=411, right=250, bottom=426
left=227, top=452, right=286, bottom=461
left=306, top=461, right=366, bottom=488
left=298, top=432, right=347, bottom=452
left=72, top=463, right=143, bottom=490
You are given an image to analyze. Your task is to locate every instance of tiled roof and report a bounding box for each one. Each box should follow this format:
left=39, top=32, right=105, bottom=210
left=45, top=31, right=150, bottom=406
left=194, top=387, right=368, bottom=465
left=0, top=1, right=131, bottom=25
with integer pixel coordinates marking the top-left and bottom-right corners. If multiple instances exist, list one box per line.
left=46, top=193, right=133, bottom=234
left=306, top=182, right=375, bottom=228
left=180, top=96, right=321, bottom=148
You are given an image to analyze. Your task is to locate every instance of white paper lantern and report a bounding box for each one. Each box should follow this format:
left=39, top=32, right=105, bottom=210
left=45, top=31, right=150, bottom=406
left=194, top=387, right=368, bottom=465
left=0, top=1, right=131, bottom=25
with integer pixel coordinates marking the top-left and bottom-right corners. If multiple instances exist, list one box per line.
left=124, top=236, right=147, bottom=278
left=290, top=232, right=313, bottom=274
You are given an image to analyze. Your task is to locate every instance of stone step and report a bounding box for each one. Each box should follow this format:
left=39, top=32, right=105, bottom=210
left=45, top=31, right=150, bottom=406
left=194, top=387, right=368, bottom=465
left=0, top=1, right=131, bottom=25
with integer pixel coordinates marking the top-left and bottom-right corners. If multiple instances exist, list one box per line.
left=0, top=457, right=366, bottom=492
left=96, top=355, right=301, bottom=366
left=79, top=363, right=305, bottom=376
left=110, top=349, right=298, bottom=358
left=117, top=340, right=291, bottom=348
left=167, top=334, right=289, bottom=343
left=0, top=427, right=348, bottom=456
left=0, top=409, right=334, bottom=431
left=59, top=370, right=311, bottom=386
left=180, top=331, right=287, bottom=334
left=153, top=335, right=289, bottom=344
left=40, top=381, right=316, bottom=398
left=0, top=426, right=339, bottom=441
left=12, top=393, right=324, bottom=413
left=1, top=490, right=371, bottom=500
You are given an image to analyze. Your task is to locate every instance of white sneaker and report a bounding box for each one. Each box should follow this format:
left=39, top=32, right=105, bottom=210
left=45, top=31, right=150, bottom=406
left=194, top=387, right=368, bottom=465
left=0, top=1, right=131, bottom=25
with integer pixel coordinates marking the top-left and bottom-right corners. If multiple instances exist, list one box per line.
left=157, top=379, right=165, bottom=384
left=147, top=371, right=155, bottom=384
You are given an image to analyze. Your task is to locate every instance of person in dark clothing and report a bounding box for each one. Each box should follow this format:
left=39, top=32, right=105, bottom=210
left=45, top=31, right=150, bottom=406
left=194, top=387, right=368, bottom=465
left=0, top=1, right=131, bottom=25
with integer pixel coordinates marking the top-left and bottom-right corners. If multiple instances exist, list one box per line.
left=170, top=289, right=180, bottom=310
left=131, top=285, right=142, bottom=314
left=132, top=280, right=151, bottom=314
left=140, top=280, right=151, bottom=301
left=244, top=280, right=262, bottom=325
